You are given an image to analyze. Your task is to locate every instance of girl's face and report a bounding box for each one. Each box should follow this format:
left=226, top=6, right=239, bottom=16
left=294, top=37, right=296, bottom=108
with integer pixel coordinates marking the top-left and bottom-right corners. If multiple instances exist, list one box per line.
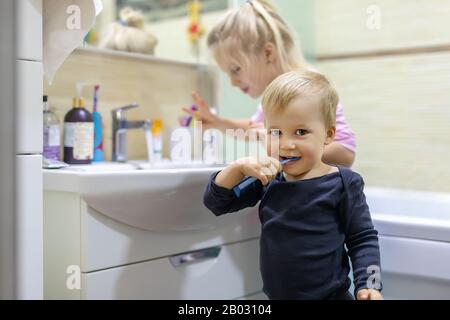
left=215, top=51, right=279, bottom=99
left=265, top=97, right=335, bottom=180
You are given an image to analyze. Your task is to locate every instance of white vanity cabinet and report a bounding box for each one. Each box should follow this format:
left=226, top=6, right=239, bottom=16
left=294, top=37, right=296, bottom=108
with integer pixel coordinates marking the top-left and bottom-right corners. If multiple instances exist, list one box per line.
left=14, top=0, right=43, bottom=300
left=44, top=189, right=264, bottom=300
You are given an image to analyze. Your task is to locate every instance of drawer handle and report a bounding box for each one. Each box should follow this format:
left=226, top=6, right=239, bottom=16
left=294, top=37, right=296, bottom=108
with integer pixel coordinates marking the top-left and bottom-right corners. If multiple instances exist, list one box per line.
left=169, top=247, right=222, bottom=267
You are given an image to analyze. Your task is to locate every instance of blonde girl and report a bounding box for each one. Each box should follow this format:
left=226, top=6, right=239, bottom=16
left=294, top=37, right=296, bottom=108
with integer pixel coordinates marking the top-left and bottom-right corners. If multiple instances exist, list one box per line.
left=182, top=0, right=356, bottom=167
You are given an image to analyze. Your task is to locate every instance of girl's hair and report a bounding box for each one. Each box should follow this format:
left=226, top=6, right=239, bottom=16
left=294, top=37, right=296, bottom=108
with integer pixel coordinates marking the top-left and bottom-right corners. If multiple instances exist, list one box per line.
left=99, top=7, right=158, bottom=55
left=207, top=0, right=306, bottom=72
left=262, top=71, right=339, bottom=130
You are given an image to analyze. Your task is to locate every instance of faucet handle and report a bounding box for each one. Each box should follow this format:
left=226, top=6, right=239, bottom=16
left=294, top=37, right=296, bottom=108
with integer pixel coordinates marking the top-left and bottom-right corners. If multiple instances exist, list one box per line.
left=112, top=103, right=139, bottom=118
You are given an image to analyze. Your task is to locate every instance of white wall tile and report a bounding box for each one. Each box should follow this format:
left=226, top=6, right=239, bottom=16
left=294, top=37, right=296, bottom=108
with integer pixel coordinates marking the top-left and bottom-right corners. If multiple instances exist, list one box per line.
left=317, top=52, right=450, bottom=192
left=316, top=0, right=450, bottom=56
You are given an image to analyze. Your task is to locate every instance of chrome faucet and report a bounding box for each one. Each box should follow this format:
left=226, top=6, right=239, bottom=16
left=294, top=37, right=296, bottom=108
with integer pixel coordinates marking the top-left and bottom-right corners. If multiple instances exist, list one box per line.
left=111, top=103, right=151, bottom=162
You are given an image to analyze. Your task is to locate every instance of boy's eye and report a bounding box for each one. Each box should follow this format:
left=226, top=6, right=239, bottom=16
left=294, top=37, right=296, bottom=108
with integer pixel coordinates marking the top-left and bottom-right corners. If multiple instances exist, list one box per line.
left=231, top=67, right=241, bottom=74
left=269, top=129, right=281, bottom=136
left=295, top=129, right=308, bottom=136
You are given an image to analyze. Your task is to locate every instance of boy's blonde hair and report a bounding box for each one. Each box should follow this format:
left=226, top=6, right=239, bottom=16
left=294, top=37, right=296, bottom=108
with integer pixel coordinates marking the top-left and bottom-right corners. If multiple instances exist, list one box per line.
left=262, top=71, right=339, bottom=129
left=207, top=0, right=306, bottom=72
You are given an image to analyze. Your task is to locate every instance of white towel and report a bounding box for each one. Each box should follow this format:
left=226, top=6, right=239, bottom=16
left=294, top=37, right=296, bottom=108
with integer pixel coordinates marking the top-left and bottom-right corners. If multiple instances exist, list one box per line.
left=43, top=0, right=103, bottom=83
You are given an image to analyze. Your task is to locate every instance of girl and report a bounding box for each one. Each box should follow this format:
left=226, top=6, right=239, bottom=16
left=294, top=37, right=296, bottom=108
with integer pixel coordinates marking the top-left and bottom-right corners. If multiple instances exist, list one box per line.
left=182, top=0, right=355, bottom=167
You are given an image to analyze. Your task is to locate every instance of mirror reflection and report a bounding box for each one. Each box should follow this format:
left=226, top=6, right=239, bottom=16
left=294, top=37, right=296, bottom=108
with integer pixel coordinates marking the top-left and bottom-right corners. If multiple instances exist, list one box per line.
left=90, top=0, right=231, bottom=63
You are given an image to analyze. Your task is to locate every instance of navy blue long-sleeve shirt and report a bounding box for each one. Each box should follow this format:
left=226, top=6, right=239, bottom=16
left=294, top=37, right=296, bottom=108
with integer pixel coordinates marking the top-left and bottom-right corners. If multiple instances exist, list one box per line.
left=203, top=166, right=381, bottom=299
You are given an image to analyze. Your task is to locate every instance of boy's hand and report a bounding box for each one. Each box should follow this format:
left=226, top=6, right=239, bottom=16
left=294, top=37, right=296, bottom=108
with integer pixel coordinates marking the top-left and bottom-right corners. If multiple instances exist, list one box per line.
left=235, top=156, right=282, bottom=186
left=215, top=156, right=281, bottom=190
left=356, top=289, right=383, bottom=300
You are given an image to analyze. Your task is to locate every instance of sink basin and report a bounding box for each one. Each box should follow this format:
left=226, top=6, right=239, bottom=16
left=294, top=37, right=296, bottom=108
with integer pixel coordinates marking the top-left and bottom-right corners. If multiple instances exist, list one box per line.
left=56, top=162, right=139, bottom=172
left=56, top=160, right=222, bottom=172
left=44, top=160, right=240, bottom=232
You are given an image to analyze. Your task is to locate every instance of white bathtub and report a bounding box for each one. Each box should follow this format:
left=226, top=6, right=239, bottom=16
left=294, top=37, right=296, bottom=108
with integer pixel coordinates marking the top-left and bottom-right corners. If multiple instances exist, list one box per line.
left=365, top=187, right=450, bottom=300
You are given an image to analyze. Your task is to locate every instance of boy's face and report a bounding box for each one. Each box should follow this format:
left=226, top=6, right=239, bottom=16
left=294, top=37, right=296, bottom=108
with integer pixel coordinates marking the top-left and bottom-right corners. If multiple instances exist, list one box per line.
left=215, top=54, right=277, bottom=99
left=265, top=97, right=335, bottom=180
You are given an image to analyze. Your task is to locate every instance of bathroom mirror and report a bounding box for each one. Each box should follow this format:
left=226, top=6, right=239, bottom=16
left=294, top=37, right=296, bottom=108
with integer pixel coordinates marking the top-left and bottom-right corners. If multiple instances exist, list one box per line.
left=93, top=0, right=234, bottom=64
left=116, top=0, right=229, bottom=22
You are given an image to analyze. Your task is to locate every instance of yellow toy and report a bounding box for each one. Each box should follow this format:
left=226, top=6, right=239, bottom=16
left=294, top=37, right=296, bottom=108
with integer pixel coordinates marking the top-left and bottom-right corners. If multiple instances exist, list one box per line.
left=187, top=0, right=205, bottom=43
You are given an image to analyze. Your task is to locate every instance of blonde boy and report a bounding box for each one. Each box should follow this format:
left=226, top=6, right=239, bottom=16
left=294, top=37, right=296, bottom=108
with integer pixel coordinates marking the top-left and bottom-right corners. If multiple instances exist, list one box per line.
left=204, top=71, right=383, bottom=300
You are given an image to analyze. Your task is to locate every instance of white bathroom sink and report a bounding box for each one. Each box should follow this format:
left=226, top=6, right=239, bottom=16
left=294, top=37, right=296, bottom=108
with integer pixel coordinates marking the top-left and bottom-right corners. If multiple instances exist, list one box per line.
left=44, top=161, right=230, bottom=232
left=53, top=160, right=218, bottom=172
left=56, top=162, right=139, bottom=172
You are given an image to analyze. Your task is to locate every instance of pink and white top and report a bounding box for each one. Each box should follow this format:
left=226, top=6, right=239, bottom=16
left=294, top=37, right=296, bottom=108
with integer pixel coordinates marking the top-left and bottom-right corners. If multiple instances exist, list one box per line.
left=250, top=102, right=356, bottom=153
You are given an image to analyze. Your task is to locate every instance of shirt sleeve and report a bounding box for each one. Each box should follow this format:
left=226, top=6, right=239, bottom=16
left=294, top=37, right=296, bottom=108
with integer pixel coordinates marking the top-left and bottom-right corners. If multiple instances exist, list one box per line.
left=340, top=172, right=382, bottom=296
left=334, top=102, right=357, bottom=153
left=203, top=171, right=264, bottom=216
left=249, top=103, right=264, bottom=125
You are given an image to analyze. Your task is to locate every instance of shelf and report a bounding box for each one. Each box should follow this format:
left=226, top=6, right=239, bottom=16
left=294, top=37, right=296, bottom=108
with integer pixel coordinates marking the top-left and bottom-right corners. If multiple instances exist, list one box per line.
left=76, top=45, right=214, bottom=69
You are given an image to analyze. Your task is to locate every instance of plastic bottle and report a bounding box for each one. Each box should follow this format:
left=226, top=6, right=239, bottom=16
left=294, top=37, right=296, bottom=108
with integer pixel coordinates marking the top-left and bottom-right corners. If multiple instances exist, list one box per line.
left=152, top=119, right=163, bottom=162
left=43, top=95, right=61, bottom=161
left=203, top=108, right=219, bottom=164
left=63, top=97, right=94, bottom=164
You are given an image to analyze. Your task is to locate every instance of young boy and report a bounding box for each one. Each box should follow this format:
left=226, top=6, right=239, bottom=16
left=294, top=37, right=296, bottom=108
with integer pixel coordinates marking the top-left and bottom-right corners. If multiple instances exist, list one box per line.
left=203, top=71, right=383, bottom=300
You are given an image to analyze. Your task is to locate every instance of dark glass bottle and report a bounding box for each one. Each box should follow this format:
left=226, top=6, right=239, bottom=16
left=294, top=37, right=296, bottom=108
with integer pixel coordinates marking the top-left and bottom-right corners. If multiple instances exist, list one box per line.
left=63, top=97, right=94, bottom=164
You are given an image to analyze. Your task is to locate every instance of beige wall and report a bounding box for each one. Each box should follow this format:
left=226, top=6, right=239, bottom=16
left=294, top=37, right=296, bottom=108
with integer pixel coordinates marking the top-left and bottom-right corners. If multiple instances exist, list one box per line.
left=147, top=10, right=227, bottom=65
left=315, top=0, right=450, bottom=192
left=44, top=47, right=218, bottom=161
left=316, top=0, right=450, bottom=56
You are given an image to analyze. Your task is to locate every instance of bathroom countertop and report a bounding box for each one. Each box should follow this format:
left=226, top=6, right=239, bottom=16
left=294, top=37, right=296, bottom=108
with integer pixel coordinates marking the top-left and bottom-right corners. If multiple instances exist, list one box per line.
left=43, top=161, right=225, bottom=193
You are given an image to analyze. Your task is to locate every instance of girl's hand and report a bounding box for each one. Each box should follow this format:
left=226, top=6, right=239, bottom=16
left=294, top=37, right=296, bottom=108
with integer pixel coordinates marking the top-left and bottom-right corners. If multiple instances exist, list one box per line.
left=235, top=156, right=281, bottom=186
left=356, top=289, right=383, bottom=300
left=182, top=91, right=220, bottom=130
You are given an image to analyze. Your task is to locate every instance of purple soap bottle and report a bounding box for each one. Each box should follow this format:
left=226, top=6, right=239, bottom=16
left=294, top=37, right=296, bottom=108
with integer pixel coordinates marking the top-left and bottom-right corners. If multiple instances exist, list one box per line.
left=43, top=95, right=61, bottom=161
left=63, top=97, right=94, bottom=164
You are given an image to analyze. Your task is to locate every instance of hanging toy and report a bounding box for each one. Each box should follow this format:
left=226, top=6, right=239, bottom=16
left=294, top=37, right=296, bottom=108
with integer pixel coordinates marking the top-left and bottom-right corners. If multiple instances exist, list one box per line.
left=84, top=28, right=98, bottom=45
left=187, top=0, right=205, bottom=43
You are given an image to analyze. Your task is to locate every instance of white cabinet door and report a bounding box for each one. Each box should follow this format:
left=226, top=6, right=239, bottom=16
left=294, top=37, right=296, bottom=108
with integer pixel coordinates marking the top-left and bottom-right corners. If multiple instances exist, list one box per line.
left=16, top=0, right=43, bottom=61
left=81, top=204, right=261, bottom=272
left=16, top=155, right=43, bottom=299
left=16, top=60, right=43, bottom=154
left=82, top=239, right=262, bottom=300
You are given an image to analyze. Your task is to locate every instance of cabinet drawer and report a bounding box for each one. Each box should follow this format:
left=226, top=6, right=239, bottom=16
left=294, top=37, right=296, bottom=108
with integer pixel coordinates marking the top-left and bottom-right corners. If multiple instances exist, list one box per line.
left=81, top=204, right=261, bottom=272
left=82, top=239, right=262, bottom=300
left=16, top=0, right=42, bottom=61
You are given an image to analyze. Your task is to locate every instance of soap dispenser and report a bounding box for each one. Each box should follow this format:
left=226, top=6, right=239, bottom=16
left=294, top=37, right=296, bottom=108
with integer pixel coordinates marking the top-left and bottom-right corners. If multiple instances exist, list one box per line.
left=63, top=96, right=94, bottom=164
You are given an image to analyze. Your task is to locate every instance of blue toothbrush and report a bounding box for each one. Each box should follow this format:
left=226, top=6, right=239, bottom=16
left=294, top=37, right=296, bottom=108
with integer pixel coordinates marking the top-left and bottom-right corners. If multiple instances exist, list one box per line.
left=232, top=157, right=301, bottom=197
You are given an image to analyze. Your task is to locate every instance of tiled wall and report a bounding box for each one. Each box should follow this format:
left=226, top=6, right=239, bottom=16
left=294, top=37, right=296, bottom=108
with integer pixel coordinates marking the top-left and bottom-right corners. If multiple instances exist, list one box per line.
left=315, top=0, right=450, bottom=192
left=145, top=10, right=226, bottom=65
left=316, top=0, right=450, bottom=56
left=44, top=47, right=218, bottom=161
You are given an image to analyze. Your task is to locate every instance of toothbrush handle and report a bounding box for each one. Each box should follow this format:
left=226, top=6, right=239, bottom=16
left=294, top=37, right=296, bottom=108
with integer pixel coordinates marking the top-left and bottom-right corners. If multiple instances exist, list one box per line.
left=233, top=176, right=258, bottom=198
